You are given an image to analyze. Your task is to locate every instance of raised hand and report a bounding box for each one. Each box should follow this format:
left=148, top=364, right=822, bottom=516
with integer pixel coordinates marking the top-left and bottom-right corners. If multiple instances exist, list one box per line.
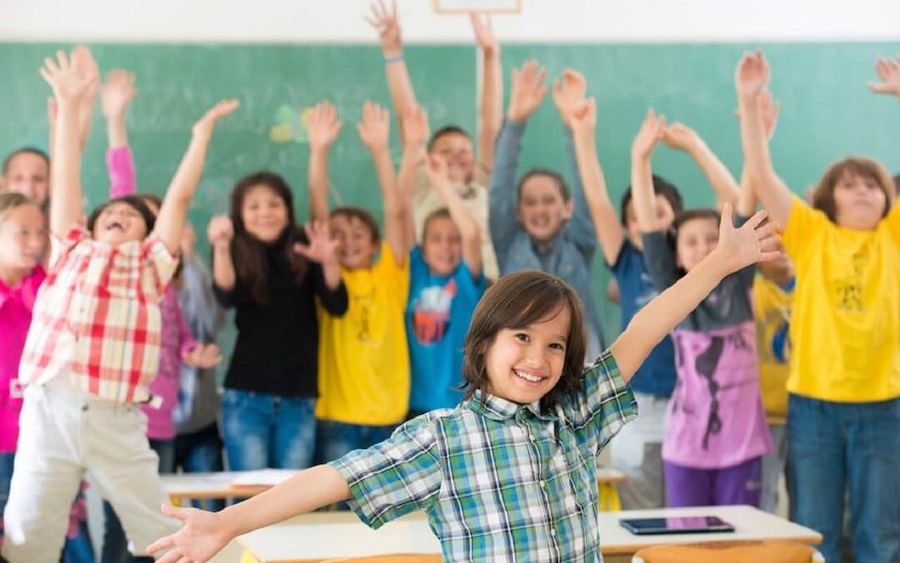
left=182, top=343, right=222, bottom=369
left=366, top=0, right=402, bottom=57
left=631, top=109, right=666, bottom=162
left=307, top=102, right=343, bottom=151
left=102, top=70, right=138, bottom=118
left=147, top=504, right=229, bottom=563
left=661, top=122, right=700, bottom=152
left=400, top=104, right=430, bottom=151
left=39, top=50, right=93, bottom=104
left=356, top=101, right=391, bottom=151
left=207, top=216, right=234, bottom=249
left=758, top=90, right=781, bottom=140
left=735, top=51, right=770, bottom=102
left=470, top=12, right=498, bottom=52
left=868, top=56, right=900, bottom=97
left=552, top=69, right=587, bottom=127
left=423, top=154, right=451, bottom=187
left=507, top=60, right=548, bottom=122
left=713, top=205, right=782, bottom=273
left=294, top=220, right=340, bottom=264
left=70, top=46, right=100, bottom=102
left=192, top=99, right=240, bottom=138
left=569, top=96, right=597, bottom=137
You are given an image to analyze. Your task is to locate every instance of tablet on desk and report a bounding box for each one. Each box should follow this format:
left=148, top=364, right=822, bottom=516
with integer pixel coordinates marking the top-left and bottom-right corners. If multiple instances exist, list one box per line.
left=620, top=516, right=735, bottom=535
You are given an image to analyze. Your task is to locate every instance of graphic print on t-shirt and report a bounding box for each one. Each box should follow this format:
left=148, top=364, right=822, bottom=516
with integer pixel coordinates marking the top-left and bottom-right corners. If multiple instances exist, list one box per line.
left=413, top=279, right=457, bottom=345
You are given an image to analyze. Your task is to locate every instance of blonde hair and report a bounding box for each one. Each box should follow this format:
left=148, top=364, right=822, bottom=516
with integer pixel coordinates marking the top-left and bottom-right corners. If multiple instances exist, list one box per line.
left=0, top=191, right=41, bottom=224
left=811, top=156, right=895, bottom=223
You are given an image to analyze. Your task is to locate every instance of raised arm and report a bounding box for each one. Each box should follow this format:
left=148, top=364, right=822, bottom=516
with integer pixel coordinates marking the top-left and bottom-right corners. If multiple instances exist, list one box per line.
left=367, top=0, right=417, bottom=139
left=102, top=69, right=139, bottom=198
left=358, top=102, right=405, bottom=262
left=471, top=12, right=503, bottom=173
left=737, top=91, right=781, bottom=218
left=307, top=102, right=343, bottom=223
left=40, top=50, right=92, bottom=239
left=154, top=99, right=239, bottom=255
left=735, top=52, right=793, bottom=227
left=208, top=216, right=236, bottom=293
left=149, top=464, right=351, bottom=563
left=71, top=46, right=100, bottom=153
left=630, top=109, right=667, bottom=233
left=611, top=205, right=781, bottom=382
left=867, top=55, right=900, bottom=98
left=399, top=105, right=431, bottom=249
left=428, top=154, right=482, bottom=278
left=294, top=220, right=344, bottom=292
left=571, top=98, right=624, bottom=266
left=662, top=122, right=739, bottom=210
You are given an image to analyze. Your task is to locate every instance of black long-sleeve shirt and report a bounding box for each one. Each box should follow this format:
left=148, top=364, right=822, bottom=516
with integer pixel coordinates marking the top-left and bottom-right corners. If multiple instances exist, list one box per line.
left=214, top=244, right=347, bottom=397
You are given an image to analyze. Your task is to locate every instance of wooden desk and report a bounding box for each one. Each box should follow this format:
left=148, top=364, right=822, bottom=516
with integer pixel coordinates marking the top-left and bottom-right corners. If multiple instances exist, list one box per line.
left=161, top=471, right=294, bottom=504
left=236, top=504, right=822, bottom=563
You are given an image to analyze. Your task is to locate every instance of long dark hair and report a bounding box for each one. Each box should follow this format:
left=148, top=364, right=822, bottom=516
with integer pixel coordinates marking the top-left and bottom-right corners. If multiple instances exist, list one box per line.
left=462, top=270, right=587, bottom=409
left=229, top=171, right=307, bottom=305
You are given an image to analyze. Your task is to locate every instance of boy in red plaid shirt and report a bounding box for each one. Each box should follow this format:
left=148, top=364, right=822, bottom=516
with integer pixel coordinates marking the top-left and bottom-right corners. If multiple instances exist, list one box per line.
left=1, top=49, right=237, bottom=563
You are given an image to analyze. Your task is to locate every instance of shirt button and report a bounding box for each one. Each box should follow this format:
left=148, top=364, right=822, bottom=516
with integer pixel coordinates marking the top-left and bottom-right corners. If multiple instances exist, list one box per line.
left=529, top=434, right=536, bottom=442
left=539, top=480, right=545, bottom=488
left=551, top=529, right=557, bottom=537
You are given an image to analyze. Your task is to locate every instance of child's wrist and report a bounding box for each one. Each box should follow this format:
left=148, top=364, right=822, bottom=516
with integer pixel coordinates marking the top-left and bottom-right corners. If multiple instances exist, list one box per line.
left=383, top=52, right=404, bottom=64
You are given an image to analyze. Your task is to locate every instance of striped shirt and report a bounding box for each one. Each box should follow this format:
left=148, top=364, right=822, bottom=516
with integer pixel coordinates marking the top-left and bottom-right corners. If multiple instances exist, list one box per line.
left=331, top=349, right=637, bottom=562
left=18, top=227, right=177, bottom=402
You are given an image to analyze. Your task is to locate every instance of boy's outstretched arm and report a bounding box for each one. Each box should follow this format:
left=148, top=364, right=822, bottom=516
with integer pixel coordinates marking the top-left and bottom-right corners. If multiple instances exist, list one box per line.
left=149, top=464, right=351, bottom=563
left=367, top=0, right=417, bottom=140
left=471, top=12, right=503, bottom=173
left=307, top=101, right=344, bottom=223
left=662, top=122, right=739, bottom=210
left=610, top=205, right=781, bottom=382
left=102, top=69, right=139, bottom=198
left=736, top=52, right=793, bottom=227
left=737, top=90, right=781, bottom=217
left=630, top=109, right=666, bottom=234
left=41, top=50, right=92, bottom=240
left=571, top=97, right=623, bottom=266
left=358, top=102, right=405, bottom=263
left=154, top=99, right=239, bottom=255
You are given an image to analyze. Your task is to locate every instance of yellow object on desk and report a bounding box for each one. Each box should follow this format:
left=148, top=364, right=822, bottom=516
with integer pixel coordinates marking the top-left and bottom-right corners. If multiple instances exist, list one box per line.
left=596, top=466, right=626, bottom=511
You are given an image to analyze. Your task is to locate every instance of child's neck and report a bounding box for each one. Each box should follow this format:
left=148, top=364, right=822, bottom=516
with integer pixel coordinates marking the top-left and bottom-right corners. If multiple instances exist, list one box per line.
left=0, top=265, right=31, bottom=288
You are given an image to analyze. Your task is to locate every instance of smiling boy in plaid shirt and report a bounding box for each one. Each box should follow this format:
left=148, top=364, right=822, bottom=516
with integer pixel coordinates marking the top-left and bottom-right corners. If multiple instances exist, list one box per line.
left=149, top=119, right=783, bottom=563
left=1, top=50, right=237, bottom=563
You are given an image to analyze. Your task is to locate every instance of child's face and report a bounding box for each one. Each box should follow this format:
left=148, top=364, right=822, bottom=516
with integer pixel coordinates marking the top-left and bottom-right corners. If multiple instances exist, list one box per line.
left=2, top=153, right=50, bottom=207
left=517, top=175, right=573, bottom=244
left=676, top=217, right=719, bottom=273
left=93, top=202, right=148, bottom=245
left=832, top=173, right=887, bottom=231
left=0, top=204, right=46, bottom=273
left=330, top=214, right=378, bottom=270
left=484, top=305, right=571, bottom=405
left=240, top=184, right=289, bottom=243
left=625, top=195, right=676, bottom=250
left=422, top=215, right=462, bottom=277
left=429, top=132, right=475, bottom=184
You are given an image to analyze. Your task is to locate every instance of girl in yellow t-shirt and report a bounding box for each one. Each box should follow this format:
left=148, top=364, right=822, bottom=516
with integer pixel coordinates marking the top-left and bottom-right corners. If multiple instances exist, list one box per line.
left=737, top=52, right=900, bottom=563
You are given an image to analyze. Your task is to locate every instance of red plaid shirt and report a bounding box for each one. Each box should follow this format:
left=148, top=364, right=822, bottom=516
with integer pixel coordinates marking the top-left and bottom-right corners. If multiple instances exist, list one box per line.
left=18, top=227, right=177, bottom=402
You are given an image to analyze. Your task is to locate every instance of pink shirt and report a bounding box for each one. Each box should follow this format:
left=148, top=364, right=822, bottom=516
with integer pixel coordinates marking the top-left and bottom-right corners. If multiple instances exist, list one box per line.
left=0, top=266, right=46, bottom=452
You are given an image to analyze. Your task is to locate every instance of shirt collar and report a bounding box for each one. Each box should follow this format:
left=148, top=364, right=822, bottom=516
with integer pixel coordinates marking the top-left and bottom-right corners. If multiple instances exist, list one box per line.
left=466, top=389, right=558, bottom=422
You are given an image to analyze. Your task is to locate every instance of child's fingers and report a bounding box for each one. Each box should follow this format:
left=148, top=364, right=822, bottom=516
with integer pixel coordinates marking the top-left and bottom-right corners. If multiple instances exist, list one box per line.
left=744, top=208, right=770, bottom=230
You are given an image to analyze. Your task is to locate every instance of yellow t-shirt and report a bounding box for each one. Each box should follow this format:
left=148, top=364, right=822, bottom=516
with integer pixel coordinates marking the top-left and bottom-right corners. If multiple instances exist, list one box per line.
left=753, top=275, right=793, bottom=423
left=783, top=195, right=900, bottom=402
left=316, top=242, right=411, bottom=425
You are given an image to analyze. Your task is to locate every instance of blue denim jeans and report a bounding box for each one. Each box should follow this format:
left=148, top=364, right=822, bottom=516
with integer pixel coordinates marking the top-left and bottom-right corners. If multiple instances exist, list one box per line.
left=175, top=422, right=224, bottom=511
left=221, top=389, right=316, bottom=471
left=314, top=420, right=397, bottom=465
left=788, top=394, right=900, bottom=563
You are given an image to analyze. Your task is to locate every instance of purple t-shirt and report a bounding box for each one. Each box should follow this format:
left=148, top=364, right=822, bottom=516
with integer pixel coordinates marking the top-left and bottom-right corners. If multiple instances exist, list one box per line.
left=0, top=266, right=46, bottom=452
left=642, top=230, right=772, bottom=469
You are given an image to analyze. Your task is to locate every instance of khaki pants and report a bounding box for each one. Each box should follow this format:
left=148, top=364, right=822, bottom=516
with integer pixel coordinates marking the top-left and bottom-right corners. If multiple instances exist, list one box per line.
left=2, top=375, right=176, bottom=562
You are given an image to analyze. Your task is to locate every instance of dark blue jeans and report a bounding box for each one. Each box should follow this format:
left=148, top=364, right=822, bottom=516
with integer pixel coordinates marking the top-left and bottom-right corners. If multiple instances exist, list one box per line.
left=175, top=421, right=224, bottom=511
left=314, top=420, right=397, bottom=464
left=788, top=394, right=900, bottom=563
left=221, top=389, right=316, bottom=471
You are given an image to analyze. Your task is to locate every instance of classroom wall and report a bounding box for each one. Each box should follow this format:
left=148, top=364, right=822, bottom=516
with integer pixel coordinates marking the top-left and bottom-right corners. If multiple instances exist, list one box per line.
left=4, top=0, right=900, bottom=43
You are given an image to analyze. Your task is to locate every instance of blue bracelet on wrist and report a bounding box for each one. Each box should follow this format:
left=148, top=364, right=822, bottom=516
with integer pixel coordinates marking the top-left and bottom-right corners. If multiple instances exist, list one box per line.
left=384, top=54, right=404, bottom=64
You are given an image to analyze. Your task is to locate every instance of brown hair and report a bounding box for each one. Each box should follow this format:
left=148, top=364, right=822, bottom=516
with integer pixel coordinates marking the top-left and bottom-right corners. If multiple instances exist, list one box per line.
left=330, top=206, right=381, bottom=243
left=811, top=156, right=894, bottom=224
left=462, top=270, right=586, bottom=409
left=0, top=192, right=42, bottom=223
left=229, top=171, right=307, bottom=305
left=421, top=207, right=454, bottom=240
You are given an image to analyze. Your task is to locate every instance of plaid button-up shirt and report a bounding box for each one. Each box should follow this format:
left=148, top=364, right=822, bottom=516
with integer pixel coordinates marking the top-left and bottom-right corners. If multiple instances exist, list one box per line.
left=19, top=227, right=177, bottom=403
left=331, top=350, right=637, bottom=562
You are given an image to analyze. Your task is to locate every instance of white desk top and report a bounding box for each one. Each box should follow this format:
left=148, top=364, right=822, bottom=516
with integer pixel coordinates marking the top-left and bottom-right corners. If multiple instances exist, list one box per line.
left=236, top=504, right=822, bottom=562
left=161, top=470, right=297, bottom=500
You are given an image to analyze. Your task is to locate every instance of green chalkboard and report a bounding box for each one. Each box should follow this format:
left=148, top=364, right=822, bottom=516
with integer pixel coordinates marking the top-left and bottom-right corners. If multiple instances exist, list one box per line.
left=2, top=41, right=900, bottom=344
